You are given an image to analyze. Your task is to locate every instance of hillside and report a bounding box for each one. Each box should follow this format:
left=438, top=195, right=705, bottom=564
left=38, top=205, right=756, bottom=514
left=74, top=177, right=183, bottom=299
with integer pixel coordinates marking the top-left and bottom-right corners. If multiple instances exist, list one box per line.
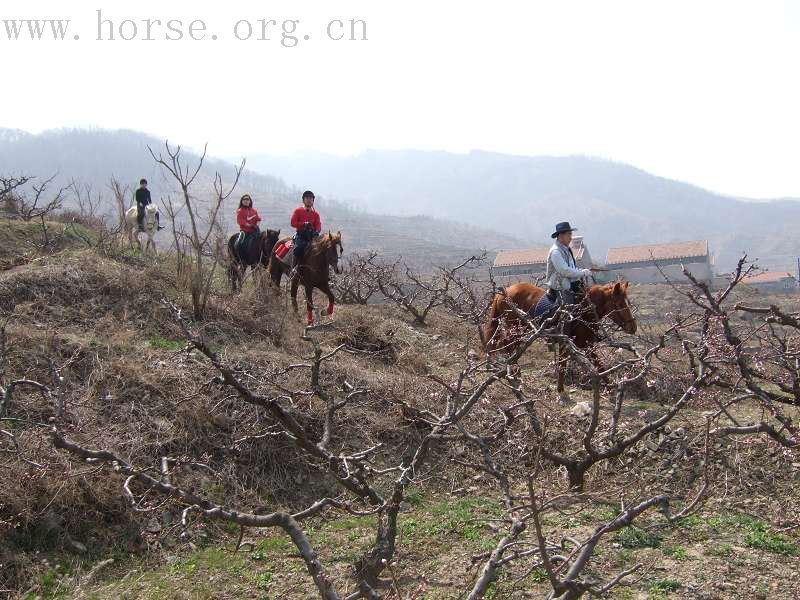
left=1, top=218, right=799, bottom=599
left=0, top=129, right=525, bottom=268
left=244, top=150, right=800, bottom=272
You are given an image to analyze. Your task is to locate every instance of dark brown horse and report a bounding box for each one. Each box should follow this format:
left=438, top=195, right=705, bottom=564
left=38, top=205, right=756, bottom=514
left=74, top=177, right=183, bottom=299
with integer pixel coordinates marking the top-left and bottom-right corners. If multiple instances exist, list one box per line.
left=227, top=229, right=281, bottom=292
left=483, top=281, right=636, bottom=399
left=268, top=232, right=344, bottom=325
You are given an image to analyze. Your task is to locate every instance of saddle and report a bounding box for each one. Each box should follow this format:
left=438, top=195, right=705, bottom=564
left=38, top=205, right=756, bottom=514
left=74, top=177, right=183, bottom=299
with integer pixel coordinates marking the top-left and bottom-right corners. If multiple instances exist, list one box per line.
left=531, top=288, right=589, bottom=340
left=531, top=291, right=560, bottom=322
left=235, top=231, right=260, bottom=262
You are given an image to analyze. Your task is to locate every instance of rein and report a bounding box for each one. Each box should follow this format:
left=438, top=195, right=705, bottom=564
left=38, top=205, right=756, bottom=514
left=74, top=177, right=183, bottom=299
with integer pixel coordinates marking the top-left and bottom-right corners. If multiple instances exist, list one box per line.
left=144, top=211, right=157, bottom=232
left=594, top=294, right=635, bottom=331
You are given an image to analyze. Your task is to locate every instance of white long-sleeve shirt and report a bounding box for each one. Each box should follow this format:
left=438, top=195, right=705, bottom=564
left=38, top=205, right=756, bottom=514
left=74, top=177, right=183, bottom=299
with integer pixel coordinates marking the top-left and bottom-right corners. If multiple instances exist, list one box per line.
left=546, top=240, right=585, bottom=291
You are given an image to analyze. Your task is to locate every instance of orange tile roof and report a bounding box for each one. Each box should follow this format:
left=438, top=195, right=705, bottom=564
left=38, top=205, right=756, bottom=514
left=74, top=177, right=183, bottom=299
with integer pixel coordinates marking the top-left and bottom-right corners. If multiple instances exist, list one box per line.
left=606, top=240, right=708, bottom=266
left=742, top=271, right=796, bottom=284
left=494, top=244, right=585, bottom=268
left=493, top=248, right=549, bottom=267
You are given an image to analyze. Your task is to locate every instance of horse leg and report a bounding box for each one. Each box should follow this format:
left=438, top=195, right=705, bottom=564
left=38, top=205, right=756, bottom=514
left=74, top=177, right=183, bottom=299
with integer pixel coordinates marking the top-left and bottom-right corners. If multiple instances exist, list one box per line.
left=290, top=275, right=300, bottom=314
left=318, top=282, right=335, bottom=316
left=589, top=347, right=609, bottom=385
left=557, top=344, right=570, bottom=403
left=267, top=260, right=280, bottom=292
left=304, top=284, right=315, bottom=326
left=228, top=263, right=238, bottom=293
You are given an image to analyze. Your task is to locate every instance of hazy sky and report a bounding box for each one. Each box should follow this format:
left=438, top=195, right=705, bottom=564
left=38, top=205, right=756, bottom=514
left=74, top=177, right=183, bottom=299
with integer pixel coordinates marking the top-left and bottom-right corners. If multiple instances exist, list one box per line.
left=3, top=0, right=799, bottom=198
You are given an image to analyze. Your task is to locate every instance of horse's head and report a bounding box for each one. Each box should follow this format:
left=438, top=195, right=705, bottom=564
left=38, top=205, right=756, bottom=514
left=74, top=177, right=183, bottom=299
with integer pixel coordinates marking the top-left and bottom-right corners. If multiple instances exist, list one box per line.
left=263, top=228, right=280, bottom=251
left=323, top=231, right=344, bottom=274
left=589, top=281, right=636, bottom=334
left=144, top=204, right=159, bottom=228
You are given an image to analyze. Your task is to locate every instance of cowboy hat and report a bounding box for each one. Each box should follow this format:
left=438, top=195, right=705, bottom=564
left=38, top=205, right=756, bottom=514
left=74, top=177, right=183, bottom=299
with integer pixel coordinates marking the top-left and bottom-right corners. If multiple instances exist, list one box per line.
left=551, top=221, right=578, bottom=239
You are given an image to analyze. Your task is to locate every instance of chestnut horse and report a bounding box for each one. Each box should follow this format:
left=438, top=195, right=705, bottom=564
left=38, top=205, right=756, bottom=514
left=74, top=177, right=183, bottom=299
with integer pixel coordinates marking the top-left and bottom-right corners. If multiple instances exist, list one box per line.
left=483, top=281, right=636, bottom=399
left=268, top=232, right=344, bottom=325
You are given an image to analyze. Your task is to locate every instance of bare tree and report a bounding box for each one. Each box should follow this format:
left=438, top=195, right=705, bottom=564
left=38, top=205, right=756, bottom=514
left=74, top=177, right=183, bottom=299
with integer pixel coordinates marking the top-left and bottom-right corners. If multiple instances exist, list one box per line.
left=7, top=250, right=800, bottom=598
left=373, top=255, right=484, bottom=325
left=331, top=251, right=382, bottom=305
left=1, top=174, right=69, bottom=253
left=0, top=175, right=32, bottom=214
left=7, top=174, right=66, bottom=223
left=108, top=176, right=132, bottom=231
left=148, top=141, right=244, bottom=319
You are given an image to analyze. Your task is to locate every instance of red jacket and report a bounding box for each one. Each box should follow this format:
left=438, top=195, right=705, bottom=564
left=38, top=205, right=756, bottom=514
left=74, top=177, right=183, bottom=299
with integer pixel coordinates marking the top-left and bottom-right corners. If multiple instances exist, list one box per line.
left=291, top=206, right=321, bottom=233
left=236, top=207, right=262, bottom=233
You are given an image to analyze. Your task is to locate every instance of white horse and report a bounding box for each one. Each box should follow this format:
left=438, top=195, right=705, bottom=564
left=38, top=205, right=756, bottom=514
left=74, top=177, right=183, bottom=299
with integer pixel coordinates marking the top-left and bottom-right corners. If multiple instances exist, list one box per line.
left=124, top=204, right=160, bottom=254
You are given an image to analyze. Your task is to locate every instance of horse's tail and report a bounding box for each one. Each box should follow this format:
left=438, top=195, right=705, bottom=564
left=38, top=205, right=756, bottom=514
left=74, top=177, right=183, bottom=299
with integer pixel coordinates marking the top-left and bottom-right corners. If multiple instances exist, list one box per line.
left=226, top=236, right=240, bottom=290
left=266, top=243, right=279, bottom=275
left=226, top=235, right=238, bottom=263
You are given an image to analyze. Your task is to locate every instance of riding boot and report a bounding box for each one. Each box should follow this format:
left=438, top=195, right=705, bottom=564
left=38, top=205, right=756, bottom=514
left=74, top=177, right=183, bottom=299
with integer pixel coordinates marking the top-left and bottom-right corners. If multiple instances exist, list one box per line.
left=558, top=290, right=577, bottom=336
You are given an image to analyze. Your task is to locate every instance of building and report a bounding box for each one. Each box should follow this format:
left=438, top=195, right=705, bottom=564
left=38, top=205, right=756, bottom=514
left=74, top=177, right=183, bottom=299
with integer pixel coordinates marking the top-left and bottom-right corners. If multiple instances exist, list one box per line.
left=741, top=271, right=798, bottom=293
left=493, top=236, right=594, bottom=282
left=605, top=240, right=712, bottom=284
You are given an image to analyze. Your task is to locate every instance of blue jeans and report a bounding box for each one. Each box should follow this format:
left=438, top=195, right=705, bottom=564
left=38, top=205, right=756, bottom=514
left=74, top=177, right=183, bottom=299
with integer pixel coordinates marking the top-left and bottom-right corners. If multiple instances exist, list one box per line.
left=293, top=231, right=318, bottom=257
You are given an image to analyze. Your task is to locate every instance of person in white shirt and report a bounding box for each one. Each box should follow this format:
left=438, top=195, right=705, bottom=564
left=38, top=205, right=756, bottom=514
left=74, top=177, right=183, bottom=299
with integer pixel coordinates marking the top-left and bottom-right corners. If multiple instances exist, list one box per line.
left=545, top=221, right=592, bottom=306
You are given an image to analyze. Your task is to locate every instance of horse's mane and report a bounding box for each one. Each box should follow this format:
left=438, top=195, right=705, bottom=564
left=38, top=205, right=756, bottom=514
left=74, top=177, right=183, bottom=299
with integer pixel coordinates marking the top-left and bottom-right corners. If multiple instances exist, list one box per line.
left=307, top=233, right=341, bottom=258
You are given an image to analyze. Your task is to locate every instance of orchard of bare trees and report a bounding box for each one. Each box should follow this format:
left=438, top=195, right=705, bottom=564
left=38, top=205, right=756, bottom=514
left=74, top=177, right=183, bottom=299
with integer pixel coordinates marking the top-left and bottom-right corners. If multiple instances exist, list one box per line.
left=2, top=175, right=799, bottom=600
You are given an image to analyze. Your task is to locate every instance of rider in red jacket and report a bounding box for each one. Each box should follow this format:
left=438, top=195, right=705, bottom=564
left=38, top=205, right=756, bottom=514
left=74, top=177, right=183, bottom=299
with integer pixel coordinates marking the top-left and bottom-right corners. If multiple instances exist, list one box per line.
left=291, top=190, right=321, bottom=261
left=236, top=194, right=262, bottom=234
left=234, top=194, right=261, bottom=258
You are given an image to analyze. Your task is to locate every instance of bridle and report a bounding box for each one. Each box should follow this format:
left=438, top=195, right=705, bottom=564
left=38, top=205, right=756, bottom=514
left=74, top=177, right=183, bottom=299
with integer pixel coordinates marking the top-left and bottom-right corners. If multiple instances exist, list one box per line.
left=143, top=207, right=158, bottom=231
left=604, top=297, right=636, bottom=332
left=326, top=237, right=343, bottom=273
left=586, top=287, right=636, bottom=333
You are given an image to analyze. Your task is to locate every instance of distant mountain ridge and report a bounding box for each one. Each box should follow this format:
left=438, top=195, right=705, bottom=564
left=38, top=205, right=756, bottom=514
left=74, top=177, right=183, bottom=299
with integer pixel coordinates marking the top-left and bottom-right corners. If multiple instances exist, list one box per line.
left=243, top=150, right=800, bottom=272
left=0, top=129, right=525, bottom=267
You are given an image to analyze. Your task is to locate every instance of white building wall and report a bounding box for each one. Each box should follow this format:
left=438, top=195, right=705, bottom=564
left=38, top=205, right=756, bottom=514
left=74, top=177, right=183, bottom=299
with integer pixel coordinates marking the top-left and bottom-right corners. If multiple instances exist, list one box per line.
left=747, top=279, right=798, bottom=293
left=609, top=261, right=712, bottom=285
left=577, top=248, right=593, bottom=270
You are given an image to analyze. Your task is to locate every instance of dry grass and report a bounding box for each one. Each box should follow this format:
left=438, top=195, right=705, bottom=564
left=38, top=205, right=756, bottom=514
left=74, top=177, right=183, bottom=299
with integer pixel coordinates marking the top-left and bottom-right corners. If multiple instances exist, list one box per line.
left=1, top=226, right=800, bottom=599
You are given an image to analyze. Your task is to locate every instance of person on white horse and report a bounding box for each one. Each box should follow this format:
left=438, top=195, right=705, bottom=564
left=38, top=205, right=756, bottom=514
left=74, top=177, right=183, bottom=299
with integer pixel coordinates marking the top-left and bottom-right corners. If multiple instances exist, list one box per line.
left=124, top=178, right=163, bottom=253
left=135, top=179, right=163, bottom=233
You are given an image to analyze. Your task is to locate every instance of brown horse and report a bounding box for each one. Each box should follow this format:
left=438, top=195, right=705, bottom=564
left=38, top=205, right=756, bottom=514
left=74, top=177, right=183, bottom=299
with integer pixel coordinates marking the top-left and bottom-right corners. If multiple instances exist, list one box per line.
left=227, top=229, right=281, bottom=292
left=268, top=232, right=344, bottom=325
left=483, top=281, right=636, bottom=399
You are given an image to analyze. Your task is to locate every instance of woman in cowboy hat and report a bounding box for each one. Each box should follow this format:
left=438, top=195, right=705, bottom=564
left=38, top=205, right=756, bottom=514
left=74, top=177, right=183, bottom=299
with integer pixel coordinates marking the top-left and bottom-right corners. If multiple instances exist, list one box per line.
left=545, top=221, right=592, bottom=306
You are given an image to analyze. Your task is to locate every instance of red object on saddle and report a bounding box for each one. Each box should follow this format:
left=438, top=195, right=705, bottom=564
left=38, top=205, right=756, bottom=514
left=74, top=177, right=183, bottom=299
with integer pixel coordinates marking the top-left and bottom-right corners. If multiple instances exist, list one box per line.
left=275, top=240, right=292, bottom=259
